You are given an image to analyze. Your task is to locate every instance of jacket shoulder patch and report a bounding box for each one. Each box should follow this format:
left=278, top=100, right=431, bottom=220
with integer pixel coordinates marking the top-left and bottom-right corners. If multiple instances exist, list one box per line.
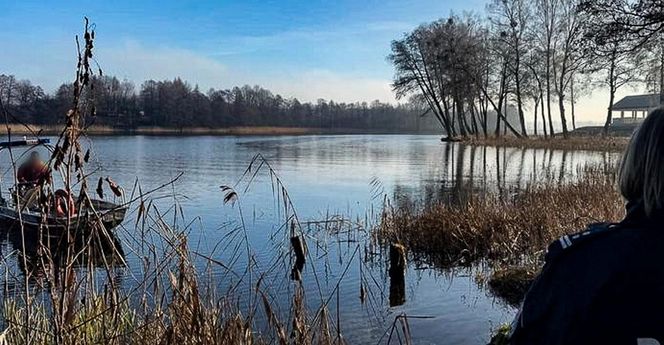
left=545, top=222, right=618, bottom=262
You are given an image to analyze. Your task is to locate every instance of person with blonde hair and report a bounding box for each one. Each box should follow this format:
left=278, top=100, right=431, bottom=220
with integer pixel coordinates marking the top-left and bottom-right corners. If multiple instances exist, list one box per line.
left=510, top=109, right=664, bottom=345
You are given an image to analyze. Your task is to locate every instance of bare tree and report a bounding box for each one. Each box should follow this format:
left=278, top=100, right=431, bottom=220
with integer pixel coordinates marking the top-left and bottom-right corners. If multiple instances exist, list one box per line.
left=579, top=0, right=664, bottom=49
left=466, top=24, right=523, bottom=137
left=0, top=74, right=17, bottom=107
left=580, top=0, right=644, bottom=133
left=389, top=15, right=523, bottom=138
left=552, top=0, right=587, bottom=137
left=535, top=0, right=559, bottom=137
left=389, top=27, right=455, bottom=136
left=489, top=0, right=531, bottom=136
left=602, top=46, right=642, bottom=132
left=524, top=51, right=548, bottom=137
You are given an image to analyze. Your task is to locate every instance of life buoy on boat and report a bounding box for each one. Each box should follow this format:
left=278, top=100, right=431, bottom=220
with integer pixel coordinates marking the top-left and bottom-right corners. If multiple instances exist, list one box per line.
left=54, top=189, right=76, bottom=218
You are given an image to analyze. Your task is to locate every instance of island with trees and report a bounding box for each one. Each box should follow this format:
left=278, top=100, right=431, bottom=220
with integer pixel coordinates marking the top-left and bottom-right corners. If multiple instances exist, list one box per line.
left=388, top=0, right=664, bottom=141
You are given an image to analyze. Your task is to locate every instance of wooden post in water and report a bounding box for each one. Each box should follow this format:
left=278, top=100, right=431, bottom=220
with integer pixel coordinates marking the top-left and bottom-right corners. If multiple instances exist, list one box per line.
left=389, top=243, right=406, bottom=307
left=290, top=235, right=306, bottom=281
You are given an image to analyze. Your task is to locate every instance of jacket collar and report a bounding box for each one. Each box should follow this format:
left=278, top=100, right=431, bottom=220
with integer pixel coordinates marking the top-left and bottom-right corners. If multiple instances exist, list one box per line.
left=620, top=200, right=664, bottom=228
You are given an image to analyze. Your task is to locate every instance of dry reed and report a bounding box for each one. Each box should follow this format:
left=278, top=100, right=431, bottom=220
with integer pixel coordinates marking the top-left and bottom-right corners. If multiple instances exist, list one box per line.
left=377, top=166, right=625, bottom=268
left=464, top=135, right=629, bottom=152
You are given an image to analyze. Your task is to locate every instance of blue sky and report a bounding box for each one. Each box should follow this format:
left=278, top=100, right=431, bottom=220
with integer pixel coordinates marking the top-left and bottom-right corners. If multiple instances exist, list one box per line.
left=0, top=0, right=485, bottom=103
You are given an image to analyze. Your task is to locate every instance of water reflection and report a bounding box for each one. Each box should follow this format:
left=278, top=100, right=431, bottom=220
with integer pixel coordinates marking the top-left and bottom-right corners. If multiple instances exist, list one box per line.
left=398, top=144, right=620, bottom=207
left=0, top=135, right=621, bottom=344
left=0, top=223, right=125, bottom=291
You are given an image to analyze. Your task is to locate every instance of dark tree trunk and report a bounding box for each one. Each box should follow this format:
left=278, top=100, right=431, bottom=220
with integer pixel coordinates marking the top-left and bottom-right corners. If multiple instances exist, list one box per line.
left=604, top=53, right=617, bottom=135
left=546, top=50, right=555, bottom=138
left=515, top=52, right=528, bottom=137
left=570, top=77, right=576, bottom=130
left=540, top=90, right=547, bottom=138
left=533, top=96, right=539, bottom=136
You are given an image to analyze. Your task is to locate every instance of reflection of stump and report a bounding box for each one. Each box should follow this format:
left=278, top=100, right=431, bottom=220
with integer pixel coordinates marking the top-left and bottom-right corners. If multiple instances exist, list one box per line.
left=389, top=243, right=406, bottom=307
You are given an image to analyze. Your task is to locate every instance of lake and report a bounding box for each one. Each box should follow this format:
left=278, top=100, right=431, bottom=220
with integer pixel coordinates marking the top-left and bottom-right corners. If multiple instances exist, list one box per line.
left=0, top=135, right=621, bottom=344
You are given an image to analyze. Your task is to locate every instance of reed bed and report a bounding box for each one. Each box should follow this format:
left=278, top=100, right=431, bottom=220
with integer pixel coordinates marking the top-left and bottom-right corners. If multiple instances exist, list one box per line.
left=377, top=166, right=625, bottom=268
left=464, top=135, right=629, bottom=152
left=0, top=204, right=349, bottom=345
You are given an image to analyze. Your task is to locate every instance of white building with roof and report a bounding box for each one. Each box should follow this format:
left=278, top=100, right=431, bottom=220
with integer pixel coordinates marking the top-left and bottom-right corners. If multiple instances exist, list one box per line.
left=611, top=94, right=661, bottom=126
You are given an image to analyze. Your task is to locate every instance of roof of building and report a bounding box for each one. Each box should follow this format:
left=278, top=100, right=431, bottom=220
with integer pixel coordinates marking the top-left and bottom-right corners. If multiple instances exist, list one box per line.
left=612, top=94, right=661, bottom=111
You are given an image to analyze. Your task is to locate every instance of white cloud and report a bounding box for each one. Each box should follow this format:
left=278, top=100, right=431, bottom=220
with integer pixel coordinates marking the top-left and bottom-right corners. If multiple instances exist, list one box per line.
left=0, top=37, right=231, bottom=92
left=99, top=41, right=396, bottom=103
left=1, top=36, right=396, bottom=104
left=261, top=69, right=396, bottom=103
left=97, top=40, right=228, bottom=88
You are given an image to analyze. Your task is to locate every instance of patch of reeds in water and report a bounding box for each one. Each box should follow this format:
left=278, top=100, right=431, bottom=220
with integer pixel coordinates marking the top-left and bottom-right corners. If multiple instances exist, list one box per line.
left=464, top=135, right=629, bottom=152
left=377, top=166, right=625, bottom=268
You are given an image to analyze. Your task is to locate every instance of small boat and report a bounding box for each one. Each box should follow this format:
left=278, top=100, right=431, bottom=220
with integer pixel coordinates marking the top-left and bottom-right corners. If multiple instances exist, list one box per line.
left=0, top=198, right=128, bottom=236
left=0, top=138, right=127, bottom=236
left=0, top=138, right=50, bottom=148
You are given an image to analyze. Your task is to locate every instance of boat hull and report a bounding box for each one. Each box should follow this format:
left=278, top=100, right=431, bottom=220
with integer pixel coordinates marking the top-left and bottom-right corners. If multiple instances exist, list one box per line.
left=0, top=199, right=127, bottom=237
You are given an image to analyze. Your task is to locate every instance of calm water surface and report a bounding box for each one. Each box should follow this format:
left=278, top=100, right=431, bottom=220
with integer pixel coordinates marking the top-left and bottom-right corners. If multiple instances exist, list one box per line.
left=0, top=135, right=620, bottom=344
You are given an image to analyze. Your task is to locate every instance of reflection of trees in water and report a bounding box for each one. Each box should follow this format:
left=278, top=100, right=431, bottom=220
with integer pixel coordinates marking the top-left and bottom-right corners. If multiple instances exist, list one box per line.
left=0, top=224, right=126, bottom=293
left=394, top=143, right=620, bottom=207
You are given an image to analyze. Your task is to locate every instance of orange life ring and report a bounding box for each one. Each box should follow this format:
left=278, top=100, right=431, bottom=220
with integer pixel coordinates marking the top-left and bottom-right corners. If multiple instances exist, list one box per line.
left=54, top=190, right=76, bottom=217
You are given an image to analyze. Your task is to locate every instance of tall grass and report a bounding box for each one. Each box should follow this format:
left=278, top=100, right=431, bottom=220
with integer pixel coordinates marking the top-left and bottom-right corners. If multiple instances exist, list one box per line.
left=378, top=166, right=625, bottom=268
left=465, top=135, right=629, bottom=152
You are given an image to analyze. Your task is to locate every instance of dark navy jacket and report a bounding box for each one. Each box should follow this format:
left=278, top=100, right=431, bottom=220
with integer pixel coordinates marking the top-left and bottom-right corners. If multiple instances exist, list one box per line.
left=510, top=202, right=664, bottom=345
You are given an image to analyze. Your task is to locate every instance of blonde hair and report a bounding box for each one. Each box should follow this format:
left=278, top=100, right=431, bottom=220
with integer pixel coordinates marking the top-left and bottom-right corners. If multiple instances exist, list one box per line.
left=619, top=108, right=664, bottom=216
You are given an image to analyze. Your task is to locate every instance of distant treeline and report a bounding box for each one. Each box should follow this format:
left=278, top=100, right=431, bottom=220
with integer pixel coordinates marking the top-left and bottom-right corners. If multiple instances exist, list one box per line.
left=0, top=74, right=439, bottom=133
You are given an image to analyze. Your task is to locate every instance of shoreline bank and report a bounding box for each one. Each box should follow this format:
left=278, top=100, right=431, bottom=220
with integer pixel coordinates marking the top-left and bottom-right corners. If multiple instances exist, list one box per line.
left=4, top=123, right=634, bottom=152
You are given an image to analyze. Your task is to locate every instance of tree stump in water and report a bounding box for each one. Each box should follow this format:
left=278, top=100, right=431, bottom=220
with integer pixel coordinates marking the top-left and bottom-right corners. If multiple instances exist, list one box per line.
left=389, top=243, right=406, bottom=306
left=290, top=235, right=306, bottom=281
